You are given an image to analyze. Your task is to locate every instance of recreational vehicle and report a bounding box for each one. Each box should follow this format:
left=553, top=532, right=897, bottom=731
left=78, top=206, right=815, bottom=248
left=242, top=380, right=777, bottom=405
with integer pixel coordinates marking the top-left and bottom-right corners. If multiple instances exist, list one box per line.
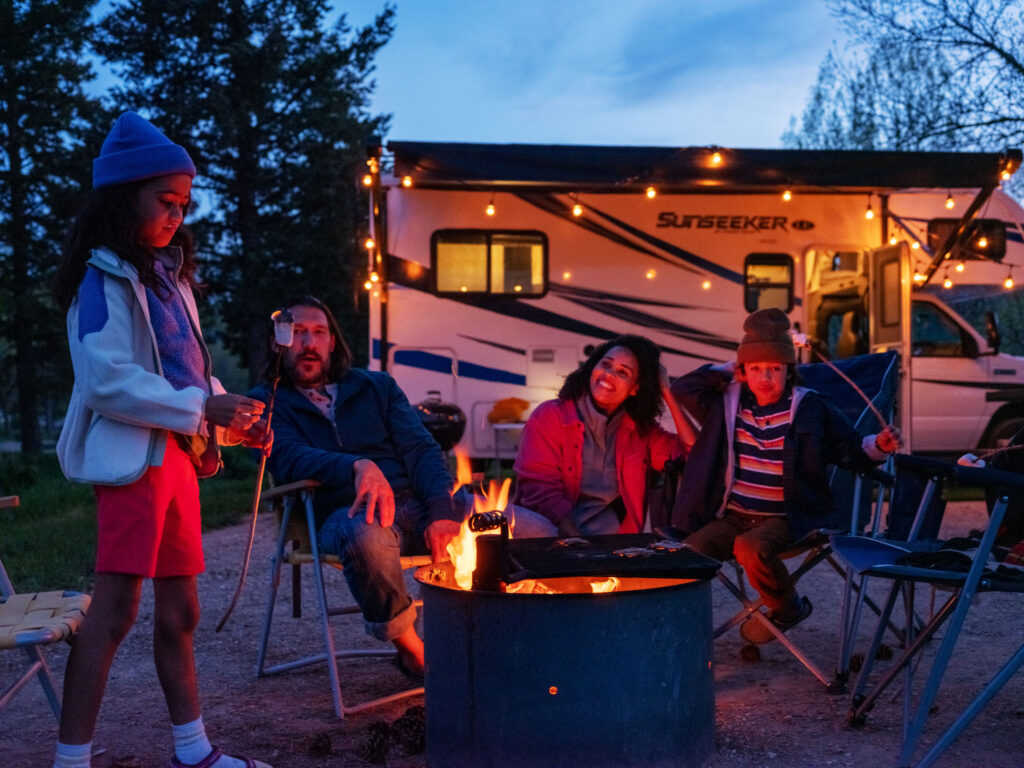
left=363, top=142, right=1024, bottom=461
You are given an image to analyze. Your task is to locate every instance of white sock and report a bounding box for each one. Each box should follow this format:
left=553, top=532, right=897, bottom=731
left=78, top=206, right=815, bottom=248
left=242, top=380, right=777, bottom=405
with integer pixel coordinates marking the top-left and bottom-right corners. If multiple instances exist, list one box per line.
left=53, top=741, right=92, bottom=768
left=172, top=716, right=247, bottom=768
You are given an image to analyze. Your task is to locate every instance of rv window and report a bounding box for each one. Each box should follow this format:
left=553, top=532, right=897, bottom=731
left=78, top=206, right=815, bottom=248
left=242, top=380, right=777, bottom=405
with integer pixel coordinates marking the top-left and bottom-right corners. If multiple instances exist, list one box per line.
left=744, top=253, right=793, bottom=313
left=927, top=218, right=1007, bottom=262
left=433, top=230, right=547, bottom=296
left=911, top=301, right=976, bottom=357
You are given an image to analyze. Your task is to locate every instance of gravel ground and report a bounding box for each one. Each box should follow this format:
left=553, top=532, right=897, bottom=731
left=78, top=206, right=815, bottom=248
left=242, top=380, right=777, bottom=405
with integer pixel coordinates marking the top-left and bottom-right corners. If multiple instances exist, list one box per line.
left=3, top=501, right=1023, bottom=767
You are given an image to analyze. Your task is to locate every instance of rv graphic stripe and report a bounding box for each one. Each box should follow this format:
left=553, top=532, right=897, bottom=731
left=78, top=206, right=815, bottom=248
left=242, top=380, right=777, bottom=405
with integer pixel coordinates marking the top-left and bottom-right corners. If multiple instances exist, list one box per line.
left=517, top=194, right=701, bottom=273
left=372, top=340, right=526, bottom=385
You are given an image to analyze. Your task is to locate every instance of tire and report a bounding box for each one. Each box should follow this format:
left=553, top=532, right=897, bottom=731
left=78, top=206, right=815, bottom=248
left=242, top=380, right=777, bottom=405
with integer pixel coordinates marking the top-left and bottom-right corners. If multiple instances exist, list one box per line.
left=983, top=416, right=1024, bottom=449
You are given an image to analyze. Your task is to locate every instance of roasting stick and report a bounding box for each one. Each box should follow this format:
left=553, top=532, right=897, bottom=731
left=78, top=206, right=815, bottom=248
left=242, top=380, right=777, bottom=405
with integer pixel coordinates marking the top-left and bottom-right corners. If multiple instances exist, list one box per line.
left=216, top=309, right=293, bottom=631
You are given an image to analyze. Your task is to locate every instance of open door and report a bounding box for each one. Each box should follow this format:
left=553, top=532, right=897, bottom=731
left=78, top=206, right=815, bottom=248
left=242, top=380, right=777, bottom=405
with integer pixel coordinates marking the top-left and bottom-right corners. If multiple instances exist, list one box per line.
left=868, top=243, right=912, bottom=450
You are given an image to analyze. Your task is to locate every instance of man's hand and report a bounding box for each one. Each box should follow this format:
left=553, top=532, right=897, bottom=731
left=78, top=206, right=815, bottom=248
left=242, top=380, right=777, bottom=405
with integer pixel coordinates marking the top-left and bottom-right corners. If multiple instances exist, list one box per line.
left=205, top=394, right=264, bottom=432
left=350, top=459, right=395, bottom=527
left=425, top=519, right=461, bottom=565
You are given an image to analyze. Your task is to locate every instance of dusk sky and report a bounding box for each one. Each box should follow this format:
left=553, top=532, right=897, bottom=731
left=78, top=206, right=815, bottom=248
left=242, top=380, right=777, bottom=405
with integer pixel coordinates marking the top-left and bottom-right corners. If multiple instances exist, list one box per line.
left=338, top=0, right=849, bottom=148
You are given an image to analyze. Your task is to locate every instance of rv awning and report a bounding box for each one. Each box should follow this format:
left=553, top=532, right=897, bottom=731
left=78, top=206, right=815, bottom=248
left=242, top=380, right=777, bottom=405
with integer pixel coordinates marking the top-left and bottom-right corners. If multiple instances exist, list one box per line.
left=386, top=141, right=1021, bottom=194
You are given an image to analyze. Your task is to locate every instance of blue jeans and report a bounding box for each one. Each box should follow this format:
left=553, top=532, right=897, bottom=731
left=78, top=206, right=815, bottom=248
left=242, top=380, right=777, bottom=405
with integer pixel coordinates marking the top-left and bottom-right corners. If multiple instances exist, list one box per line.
left=317, top=488, right=433, bottom=641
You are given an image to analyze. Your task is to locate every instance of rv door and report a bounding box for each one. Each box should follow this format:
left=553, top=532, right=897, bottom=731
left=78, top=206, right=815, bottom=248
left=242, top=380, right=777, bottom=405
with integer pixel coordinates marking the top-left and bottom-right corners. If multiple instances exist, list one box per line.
left=867, top=243, right=913, bottom=450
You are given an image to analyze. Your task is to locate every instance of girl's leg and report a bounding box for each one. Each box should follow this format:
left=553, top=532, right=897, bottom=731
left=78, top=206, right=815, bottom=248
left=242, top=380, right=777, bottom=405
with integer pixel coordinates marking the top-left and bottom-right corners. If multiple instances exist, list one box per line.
left=58, top=572, right=144, bottom=744
left=151, top=575, right=202, bottom=725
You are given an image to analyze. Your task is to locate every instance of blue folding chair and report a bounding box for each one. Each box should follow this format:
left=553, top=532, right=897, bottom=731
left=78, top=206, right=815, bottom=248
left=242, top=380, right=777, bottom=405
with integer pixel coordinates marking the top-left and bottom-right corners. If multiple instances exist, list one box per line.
left=833, top=457, right=1024, bottom=768
left=712, top=351, right=900, bottom=691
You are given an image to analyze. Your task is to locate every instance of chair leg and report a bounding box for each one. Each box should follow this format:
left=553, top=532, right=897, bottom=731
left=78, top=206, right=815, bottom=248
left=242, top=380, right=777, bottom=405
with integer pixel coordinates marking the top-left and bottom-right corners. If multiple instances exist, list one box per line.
left=305, top=492, right=346, bottom=718
left=256, top=499, right=292, bottom=678
left=0, top=647, right=62, bottom=720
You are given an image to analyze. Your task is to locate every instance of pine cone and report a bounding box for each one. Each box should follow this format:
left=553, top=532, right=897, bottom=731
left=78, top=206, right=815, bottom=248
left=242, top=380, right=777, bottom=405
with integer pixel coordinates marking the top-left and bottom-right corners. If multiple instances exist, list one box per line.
left=357, top=721, right=392, bottom=764
left=391, top=704, right=426, bottom=756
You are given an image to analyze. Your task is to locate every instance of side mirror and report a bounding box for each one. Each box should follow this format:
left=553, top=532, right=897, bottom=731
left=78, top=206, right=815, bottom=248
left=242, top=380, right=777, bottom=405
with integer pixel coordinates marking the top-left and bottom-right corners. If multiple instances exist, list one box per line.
left=985, top=311, right=1001, bottom=354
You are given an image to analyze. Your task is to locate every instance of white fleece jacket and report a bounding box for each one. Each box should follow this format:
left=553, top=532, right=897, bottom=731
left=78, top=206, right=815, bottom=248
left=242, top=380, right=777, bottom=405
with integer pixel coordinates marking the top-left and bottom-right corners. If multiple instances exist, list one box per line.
left=57, top=246, right=225, bottom=486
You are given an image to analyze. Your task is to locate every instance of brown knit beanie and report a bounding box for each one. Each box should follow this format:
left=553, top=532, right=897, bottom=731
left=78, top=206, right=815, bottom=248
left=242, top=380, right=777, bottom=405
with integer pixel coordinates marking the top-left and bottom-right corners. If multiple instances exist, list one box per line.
left=737, top=308, right=796, bottom=364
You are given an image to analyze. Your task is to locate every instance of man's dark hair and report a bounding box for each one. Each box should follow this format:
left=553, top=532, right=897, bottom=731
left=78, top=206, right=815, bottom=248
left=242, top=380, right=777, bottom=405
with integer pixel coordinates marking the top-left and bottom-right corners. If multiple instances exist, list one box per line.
left=265, top=295, right=353, bottom=386
left=558, top=334, right=664, bottom=433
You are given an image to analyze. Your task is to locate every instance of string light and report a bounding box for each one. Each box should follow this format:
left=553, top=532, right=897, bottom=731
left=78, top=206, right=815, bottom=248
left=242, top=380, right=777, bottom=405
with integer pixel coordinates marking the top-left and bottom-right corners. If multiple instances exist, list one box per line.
left=1005, top=268, right=1015, bottom=290
left=913, top=272, right=926, bottom=283
left=646, top=269, right=656, bottom=280
left=364, top=238, right=375, bottom=250
left=955, top=261, right=965, bottom=273
left=864, top=194, right=874, bottom=220
left=645, top=186, right=657, bottom=199
left=710, top=151, right=722, bottom=166
left=363, top=280, right=373, bottom=290
left=782, top=189, right=792, bottom=202
left=486, top=196, right=496, bottom=216
left=978, top=236, right=988, bottom=248
left=362, top=174, right=373, bottom=186
left=945, top=192, right=955, bottom=210
left=562, top=271, right=571, bottom=280
left=702, top=280, right=712, bottom=290
left=572, top=202, right=583, bottom=217
left=369, top=272, right=379, bottom=283
left=943, top=270, right=953, bottom=289
left=1002, top=169, right=1012, bottom=181
left=889, top=235, right=898, bottom=245
left=401, top=175, right=413, bottom=188
left=911, top=241, right=921, bottom=250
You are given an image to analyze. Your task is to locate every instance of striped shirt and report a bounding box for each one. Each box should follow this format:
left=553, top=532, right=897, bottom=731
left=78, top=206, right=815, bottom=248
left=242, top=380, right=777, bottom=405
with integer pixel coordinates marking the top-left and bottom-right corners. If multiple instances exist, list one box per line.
left=727, top=391, right=792, bottom=517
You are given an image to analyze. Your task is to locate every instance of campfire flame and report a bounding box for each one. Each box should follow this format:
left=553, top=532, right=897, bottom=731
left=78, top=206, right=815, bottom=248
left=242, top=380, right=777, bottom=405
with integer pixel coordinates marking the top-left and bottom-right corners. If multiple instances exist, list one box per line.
left=448, top=448, right=512, bottom=589
left=590, top=577, right=620, bottom=593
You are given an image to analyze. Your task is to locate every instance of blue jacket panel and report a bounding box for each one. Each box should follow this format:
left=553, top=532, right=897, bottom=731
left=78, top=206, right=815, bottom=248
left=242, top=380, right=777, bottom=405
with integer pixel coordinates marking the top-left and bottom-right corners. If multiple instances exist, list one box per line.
left=250, top=368, right=457, bottom=528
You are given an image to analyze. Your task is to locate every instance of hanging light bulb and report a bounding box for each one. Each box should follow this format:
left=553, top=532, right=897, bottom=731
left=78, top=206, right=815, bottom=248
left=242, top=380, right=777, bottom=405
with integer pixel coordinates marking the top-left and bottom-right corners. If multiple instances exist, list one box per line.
left=1002, top=169, right=1012, bottom=181
left=363, top=280, right=373, bottom=290
left=486, top=197, right=496, bottom=216
left=978, top=236, right=988, bottom=248
left=911, top=241, right=921, bottom=250
left=1004, top=269, right=1014, bottom=290
left=645, top=186, right=657, bottom=199
left=913, top=272, right=926, bottom=283
left=889, top=235, right=898, bottom=245
left=864, top=194, right=874, bottom=220
left=702, top=280, right=712, bottom=290
left=562, top=271, right=571, bottom=280
left=401, top=175, right=413, bottom=188
left=369, top=271, right=379, bottom=283
left=645, top=269, right=656, bottom=280
left=943, top=270, right=953, bottom=289
left=945, top=192, right=955, bottom=210
left=710, top=151, right=722, bottom=166
left=364, top=238, right=375, bottom=250
left=955, top=261, right=965, bottom=273
left=572, top=202, right=583, bottom=217
left=362, top=174, right=373, bottom=187
left=782, top=189, right=792, bottom=202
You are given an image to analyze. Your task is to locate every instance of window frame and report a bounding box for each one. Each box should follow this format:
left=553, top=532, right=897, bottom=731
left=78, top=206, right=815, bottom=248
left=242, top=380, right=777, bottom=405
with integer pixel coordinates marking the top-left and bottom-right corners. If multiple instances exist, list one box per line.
left=431, top=229, right=549, bottom=298
left=743, top=252, right=795, bottom=313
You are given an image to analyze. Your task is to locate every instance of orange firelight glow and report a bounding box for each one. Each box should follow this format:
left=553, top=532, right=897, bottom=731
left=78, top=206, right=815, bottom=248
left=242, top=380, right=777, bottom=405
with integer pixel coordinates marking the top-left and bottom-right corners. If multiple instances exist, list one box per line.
left=590, top=577, right=621, bottom=593
left=447, top=449, right=512, bottom=590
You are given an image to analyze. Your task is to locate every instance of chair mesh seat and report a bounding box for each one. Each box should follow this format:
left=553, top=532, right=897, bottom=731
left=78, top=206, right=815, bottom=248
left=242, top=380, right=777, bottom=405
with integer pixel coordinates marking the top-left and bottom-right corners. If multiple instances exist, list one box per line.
left=0, top=590, right=91, bottom=650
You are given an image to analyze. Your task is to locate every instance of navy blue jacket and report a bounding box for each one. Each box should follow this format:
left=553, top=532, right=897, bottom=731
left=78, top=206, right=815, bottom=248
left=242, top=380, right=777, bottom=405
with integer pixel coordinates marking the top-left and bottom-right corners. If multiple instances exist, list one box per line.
left=250, top=368, right=457, bottom=529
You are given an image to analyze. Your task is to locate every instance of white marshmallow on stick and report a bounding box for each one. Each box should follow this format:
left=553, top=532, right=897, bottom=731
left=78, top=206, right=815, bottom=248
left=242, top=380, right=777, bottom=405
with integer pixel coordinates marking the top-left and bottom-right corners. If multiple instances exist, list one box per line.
left=272, top=309, right=294, bottom=347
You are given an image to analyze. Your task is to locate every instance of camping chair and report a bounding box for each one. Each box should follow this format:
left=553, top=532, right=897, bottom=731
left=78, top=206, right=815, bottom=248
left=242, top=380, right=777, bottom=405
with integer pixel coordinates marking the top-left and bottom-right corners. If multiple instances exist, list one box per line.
left=0, top=495, right=91, bottom=720
left=254, top=480, right=431, bottom=718
left=833, top=453, right=952, bottom=688
left=711, top=350, right=900, bottom=692
left=833, top=457, right=1024, bottom=768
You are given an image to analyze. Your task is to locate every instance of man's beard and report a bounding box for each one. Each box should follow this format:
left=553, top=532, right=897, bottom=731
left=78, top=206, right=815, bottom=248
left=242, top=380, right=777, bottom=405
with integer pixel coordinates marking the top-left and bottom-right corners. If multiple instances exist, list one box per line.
left=288, top=353, right=328, bottom=388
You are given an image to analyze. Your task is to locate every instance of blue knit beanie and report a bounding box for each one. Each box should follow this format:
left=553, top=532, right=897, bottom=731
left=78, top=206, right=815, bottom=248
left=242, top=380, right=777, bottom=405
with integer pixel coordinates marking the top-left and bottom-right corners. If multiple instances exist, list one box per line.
left=93, top=111, right=196, bottom=189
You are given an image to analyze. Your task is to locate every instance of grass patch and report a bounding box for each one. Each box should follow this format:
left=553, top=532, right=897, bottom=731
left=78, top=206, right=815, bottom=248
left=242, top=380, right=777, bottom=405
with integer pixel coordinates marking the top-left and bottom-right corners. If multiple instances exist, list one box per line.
left=1, top=450, right=259, bottom=593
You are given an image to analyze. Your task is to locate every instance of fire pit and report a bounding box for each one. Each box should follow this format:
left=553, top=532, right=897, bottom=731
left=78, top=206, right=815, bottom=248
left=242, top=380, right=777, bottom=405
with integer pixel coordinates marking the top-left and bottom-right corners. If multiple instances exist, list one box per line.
left=415, top=530, right=721, bottom=768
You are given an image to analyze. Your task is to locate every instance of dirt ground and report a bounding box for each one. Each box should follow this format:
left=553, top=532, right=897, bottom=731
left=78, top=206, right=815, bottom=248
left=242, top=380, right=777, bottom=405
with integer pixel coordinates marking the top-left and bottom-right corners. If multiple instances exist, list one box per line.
left=4, top=501, right=1023, bottom=768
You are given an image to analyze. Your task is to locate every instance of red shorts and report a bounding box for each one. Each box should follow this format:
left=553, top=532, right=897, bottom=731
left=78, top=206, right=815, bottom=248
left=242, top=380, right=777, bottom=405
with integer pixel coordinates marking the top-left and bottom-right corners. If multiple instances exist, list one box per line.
left=94, top=436, right=204, bottom=578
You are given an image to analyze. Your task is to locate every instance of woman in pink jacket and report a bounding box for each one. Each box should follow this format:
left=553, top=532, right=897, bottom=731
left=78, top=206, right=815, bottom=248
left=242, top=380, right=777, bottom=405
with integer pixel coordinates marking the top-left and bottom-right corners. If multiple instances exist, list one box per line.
left=513, top=335, right=696, bottom=536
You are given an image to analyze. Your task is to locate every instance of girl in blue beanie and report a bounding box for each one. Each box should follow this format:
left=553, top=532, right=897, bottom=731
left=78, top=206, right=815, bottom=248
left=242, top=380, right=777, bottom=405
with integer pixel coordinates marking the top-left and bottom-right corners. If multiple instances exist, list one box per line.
left=53, top=112, right=272, bottom=768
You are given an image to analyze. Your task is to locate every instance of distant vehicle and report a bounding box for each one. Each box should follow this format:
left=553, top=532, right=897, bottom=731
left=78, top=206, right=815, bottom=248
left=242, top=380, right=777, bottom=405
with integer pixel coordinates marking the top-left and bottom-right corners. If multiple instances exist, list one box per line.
left=363, top=142, right=1024, bottom=459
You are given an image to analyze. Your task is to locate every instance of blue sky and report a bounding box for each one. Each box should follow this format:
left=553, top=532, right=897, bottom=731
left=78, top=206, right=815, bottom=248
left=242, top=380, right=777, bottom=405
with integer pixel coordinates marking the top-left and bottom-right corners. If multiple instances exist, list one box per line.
left=337, top=0, right=847, bottom=148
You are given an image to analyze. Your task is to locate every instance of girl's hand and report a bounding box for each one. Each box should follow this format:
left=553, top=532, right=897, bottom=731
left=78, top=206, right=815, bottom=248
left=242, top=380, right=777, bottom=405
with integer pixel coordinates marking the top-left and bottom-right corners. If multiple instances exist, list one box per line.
left=205, top=394, right=264, bottom=431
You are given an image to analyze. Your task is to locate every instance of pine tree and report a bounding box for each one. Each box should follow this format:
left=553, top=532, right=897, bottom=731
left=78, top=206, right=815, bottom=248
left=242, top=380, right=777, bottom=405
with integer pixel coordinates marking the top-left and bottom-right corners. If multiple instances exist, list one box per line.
left=0, top=0, right=105, bottom=453
left=92, top=1, right=395, bottom=382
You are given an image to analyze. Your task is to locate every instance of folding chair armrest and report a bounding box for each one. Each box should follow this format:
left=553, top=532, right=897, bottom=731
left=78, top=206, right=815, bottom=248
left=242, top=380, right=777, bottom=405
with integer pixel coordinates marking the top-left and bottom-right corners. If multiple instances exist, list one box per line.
left=862, top=466, right=895, bottom=487
left=261, top=479, right=321, bottom=504
left=894, top=454, right=957, bottom=479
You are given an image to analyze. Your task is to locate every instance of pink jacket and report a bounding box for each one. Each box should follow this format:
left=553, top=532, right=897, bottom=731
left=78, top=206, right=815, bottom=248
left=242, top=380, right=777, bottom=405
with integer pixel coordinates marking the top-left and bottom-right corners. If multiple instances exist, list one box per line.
left=513, top=398, right=685, bottom=534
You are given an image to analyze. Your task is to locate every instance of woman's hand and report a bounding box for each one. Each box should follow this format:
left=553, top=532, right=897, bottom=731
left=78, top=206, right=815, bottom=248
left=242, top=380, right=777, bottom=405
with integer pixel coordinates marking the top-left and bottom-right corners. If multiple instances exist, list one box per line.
left=204, top=394, right=264, bottom=431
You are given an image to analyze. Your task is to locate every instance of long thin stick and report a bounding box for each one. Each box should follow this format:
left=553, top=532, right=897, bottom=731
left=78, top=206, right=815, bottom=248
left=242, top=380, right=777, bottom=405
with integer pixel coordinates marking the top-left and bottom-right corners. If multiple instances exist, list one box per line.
left=216, top=349, right=282, bottom=632
left=805, top=345, right=888, bottom=430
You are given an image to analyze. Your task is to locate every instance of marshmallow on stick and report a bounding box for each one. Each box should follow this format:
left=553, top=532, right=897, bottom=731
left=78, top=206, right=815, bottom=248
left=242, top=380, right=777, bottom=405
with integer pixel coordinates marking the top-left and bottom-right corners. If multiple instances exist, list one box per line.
left=272, top=308, right=294, bottom=347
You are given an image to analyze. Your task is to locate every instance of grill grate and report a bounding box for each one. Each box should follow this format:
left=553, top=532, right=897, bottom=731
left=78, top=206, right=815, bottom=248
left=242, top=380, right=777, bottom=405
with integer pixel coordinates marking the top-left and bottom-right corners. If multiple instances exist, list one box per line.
left=478, top=533, right=721, bottom=583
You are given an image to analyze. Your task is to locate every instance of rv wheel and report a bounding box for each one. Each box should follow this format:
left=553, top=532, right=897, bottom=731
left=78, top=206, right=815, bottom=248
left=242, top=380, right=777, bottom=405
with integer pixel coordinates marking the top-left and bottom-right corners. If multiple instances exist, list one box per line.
left=983, top=415, right=1024, bottom=450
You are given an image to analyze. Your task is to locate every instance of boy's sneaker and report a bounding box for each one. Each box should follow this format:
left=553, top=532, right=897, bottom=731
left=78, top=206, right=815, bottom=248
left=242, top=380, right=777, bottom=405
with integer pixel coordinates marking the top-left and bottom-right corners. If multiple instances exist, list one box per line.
left=739, top=596, right=813, bottom=644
